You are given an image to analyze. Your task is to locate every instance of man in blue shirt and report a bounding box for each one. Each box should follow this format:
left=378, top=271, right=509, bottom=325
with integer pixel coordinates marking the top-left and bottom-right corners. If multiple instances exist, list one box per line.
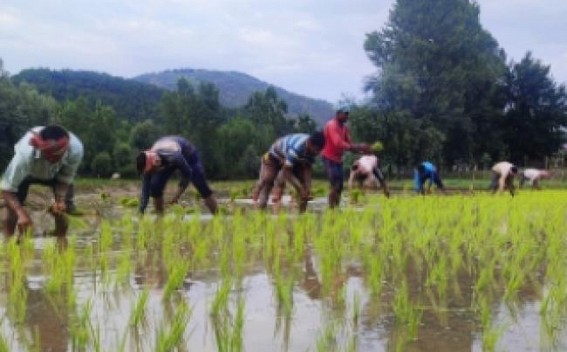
left=1, top=125, right=83, bottom=239
left=136, top=136, right=217, bottom=215
left=252, top=131, right=325, bottom=212
left=414, top=161, right=445, bottom=194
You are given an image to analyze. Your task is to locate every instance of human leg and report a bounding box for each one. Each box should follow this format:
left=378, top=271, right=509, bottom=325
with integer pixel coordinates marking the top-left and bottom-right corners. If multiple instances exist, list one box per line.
left=190, top=166, right=218, bottom=214
left=65, top=184, right=77, bottom=213
left=3, top=207, right=18, bottom=238
left=255, top=156, right=280, bottom=209
left=271, top=170, right=286, bottom=203
left=323, top=157, right=344, bottom=209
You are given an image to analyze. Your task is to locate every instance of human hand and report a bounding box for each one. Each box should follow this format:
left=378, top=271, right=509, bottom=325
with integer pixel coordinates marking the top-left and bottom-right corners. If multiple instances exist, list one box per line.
left=17, top=212, right=33, bottom=234
left=49, top=201, right=67, bottom=215
left=354, top=143, right=372, bottom=154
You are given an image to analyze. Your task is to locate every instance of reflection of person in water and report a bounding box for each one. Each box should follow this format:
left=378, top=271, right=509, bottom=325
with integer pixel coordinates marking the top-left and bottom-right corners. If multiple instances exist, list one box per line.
left=301, top=249, right=322, bottom=300
left=23, top=274, right=70, bottom=352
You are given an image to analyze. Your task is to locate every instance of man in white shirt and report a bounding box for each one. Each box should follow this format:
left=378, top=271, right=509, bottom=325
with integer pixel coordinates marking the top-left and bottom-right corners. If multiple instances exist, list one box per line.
left=347, top=154, right=390, bottom=197
left=489, top=161, right=518, bottom=196
left=519, top=168, right=551, bottom=189
left=1, top=125, right=83, bottom=239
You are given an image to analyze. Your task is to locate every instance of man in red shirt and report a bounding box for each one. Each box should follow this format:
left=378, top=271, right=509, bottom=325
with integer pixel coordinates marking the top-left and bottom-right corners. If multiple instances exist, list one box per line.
left=321, top=107, right=371, bottom=208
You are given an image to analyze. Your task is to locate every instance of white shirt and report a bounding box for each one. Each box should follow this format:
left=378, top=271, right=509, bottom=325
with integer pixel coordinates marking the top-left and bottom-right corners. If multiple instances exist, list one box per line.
left=1, top=127, right=84, bottom=192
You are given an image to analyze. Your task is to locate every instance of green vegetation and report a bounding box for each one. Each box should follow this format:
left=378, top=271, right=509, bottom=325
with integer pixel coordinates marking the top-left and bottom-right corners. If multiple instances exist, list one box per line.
left=1, top=186, right=567, bottom=350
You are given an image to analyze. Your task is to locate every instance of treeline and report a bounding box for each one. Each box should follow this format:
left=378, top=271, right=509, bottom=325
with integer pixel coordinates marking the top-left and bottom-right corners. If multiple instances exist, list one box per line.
left=352, top=0, right=567, bottom=171
left=2, top=1, right=567, bottom=179
left=0, top=60, right=318, bottom=179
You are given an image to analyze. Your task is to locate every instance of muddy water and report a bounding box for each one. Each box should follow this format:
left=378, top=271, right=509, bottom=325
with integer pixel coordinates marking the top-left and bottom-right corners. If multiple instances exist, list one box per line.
left=1, top=193, right=567, bottom=351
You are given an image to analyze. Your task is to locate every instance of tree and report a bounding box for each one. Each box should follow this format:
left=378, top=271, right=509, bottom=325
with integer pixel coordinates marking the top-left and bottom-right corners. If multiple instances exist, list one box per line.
left=363, top=0, right=507, bottom=166
left=130, top=119, right=162, bottom=150
left=244, top=86, right=290, bottom=136
left=503, top=52, right=567, bottom=162
left=91, top=152, right=113, bottom=178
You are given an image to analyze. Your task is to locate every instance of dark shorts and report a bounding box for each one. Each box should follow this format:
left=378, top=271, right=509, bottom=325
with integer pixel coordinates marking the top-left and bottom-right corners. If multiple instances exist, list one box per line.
left=322, top=156, right=344, bottom=192
left=15, top=177, right=57, bottom=204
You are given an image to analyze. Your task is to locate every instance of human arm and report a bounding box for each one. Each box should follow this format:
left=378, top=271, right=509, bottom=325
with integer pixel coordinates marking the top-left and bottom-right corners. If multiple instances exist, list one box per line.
left=281, top=165, right=307, bottom=199
left=139, top=175, right=151, bottom=214
left=169, top=154, right=193, bottom=204
left=2, top=191, right=33, bottom=233
left=414, top=170, right=424, bottom=194
left=49, top=182, right=70, bottom=214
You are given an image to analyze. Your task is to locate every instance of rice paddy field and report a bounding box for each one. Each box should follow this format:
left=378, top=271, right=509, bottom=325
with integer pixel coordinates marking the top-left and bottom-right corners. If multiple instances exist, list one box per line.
left=1, top=179, right=567, bottom=351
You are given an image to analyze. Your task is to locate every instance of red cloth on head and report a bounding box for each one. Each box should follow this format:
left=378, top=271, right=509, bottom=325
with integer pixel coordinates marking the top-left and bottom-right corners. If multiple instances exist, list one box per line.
left=29, top=131, right=69, bottom=158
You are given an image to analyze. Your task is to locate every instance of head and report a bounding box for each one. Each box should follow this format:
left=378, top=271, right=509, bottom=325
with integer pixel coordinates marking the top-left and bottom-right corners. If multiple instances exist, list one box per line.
left=510, top=166, right=518, bottom=175
left=30, top=125, right=70, bottom=163
left=136, top=150, right=162, bottom=175
left=306, top=131, right=325, bottom=155
left=335, top=107, right=350, bottom=123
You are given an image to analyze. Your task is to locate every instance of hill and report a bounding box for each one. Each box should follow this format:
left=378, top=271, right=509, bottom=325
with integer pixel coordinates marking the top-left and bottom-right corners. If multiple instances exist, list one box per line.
left=12, top=68, right=165, bottom=123
left=133, top=68, right=333, bottom=125
left=12, top=68, right=334, bottom=126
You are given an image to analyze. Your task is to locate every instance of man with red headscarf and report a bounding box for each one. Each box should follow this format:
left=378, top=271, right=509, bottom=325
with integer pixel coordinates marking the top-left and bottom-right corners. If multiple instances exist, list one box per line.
left=1, top=125, right=83, bottom=239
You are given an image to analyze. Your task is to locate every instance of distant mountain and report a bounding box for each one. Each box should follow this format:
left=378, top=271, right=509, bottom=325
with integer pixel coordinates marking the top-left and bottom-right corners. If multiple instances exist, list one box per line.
left=133, top=68, right=333, bottom=125
left=12, top=68, right=165, bottom=123
left=11, top=68, right=334, bottom=126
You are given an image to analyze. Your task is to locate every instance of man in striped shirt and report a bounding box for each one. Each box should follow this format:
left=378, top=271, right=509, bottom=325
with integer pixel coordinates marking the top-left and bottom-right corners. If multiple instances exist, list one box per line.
left=252, top=131, right=325, bottom=212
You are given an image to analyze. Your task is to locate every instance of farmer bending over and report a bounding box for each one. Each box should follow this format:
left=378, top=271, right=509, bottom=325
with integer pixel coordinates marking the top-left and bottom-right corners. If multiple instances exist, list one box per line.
left=490, top=161, right=518, bottom=196
left=414, top=161, right=445, bottom=195
left=348, top=154, right=390, bottom=197
left=519, top=168, right=550, bottom=190
left=1, top=125, right=83, bottom=239
left=252, top=131, right=325, bottom=213
left=136, top=136, right=217, bottom=215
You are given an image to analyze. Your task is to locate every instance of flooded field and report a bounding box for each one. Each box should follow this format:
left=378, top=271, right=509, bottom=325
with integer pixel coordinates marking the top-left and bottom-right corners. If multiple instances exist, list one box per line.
left=1, top=184, right=567, bottom=351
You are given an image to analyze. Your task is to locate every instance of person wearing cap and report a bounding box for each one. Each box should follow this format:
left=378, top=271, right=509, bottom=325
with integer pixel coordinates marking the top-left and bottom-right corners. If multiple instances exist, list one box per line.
left=490, top=161, right=518, bottom=196
left=1, top=125, right=83, bottom=239
left=252, top=131, right=325, bottom=213
left=414, top=161, right=445, bottom=195
left=136, top=136, right=217, bottom=215
left=348, top=154, right=390, bottom=197
left=519, top=168, right=551, bottom=190
left=321, top=107, right=371, bottom=208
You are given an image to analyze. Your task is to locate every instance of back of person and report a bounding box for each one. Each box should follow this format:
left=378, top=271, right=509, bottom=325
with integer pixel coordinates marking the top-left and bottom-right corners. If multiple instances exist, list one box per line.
left=355, top=155, right=378, bottom=175
left=270, top=133, right=314, bottom=165
left=492, top=161, right=514, bottom=176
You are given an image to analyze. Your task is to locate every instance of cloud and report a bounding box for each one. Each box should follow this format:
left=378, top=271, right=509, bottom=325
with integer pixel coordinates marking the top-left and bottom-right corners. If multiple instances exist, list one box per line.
left=0, top=0, right=565, bottom=102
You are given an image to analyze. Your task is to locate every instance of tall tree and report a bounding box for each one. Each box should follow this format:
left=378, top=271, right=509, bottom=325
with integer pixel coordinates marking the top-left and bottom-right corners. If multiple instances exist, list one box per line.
left=364, top=0, right=507, bottom=165
left=503, top=52, right=567, bottom=163
left=244, top=86, right=290, bottom=136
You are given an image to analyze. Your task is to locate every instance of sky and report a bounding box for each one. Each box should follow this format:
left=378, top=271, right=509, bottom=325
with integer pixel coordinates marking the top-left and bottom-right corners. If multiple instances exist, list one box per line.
left=0, top=0, right=566, bottom=104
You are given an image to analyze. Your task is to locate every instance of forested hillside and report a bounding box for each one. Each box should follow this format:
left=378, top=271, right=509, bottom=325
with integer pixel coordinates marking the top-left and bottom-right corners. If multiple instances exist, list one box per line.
left=12, top=68, right=334, bottom=125
left=134, top=69, right=333, bottom=125
left=12, top=69, right=165, bottom=122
